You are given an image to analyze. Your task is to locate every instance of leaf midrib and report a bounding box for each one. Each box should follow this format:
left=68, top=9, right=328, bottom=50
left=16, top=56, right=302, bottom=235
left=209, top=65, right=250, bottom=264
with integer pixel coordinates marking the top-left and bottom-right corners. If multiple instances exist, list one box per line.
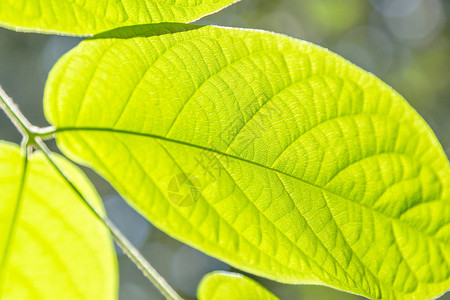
left=55, top=126, right=448, bottom=247
left=154, top=136, right=371, bottom=295
left=78, top=129, right=378, bottom=297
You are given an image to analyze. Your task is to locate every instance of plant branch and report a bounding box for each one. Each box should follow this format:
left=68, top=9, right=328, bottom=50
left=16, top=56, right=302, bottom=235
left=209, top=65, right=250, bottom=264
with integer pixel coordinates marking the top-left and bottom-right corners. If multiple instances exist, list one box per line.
left=0, top=86, right=36, bottom=139
left=34, top=137, right=183, bottom=300
left=0, top=86, right=56, bottom=141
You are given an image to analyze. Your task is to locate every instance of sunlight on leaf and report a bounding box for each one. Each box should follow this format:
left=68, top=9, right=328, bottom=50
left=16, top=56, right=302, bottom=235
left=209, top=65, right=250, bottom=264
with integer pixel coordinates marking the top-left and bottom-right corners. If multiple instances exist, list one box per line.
left=44, top=24, right=450, bottom=299
left=0, top=142, right=117, bottom=299
left=0, top=0, right=239, bottom=36
left=198, top=271, right=279, bottom=300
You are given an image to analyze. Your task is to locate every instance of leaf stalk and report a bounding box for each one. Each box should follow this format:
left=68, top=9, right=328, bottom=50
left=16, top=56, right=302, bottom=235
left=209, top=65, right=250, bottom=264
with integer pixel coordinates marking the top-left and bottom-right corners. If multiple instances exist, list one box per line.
left=34, top=138, right=183, bottom=300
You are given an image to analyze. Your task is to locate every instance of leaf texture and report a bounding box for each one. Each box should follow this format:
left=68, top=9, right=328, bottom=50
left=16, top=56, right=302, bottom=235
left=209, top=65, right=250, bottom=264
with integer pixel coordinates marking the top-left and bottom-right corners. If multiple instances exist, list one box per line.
left=0, top=142, right=117, bottom=299
left=44, top=24, right=450, bottom=299
left=198, top=271, right=279, bottom=300
left=0, top=0, right=239, bottom=36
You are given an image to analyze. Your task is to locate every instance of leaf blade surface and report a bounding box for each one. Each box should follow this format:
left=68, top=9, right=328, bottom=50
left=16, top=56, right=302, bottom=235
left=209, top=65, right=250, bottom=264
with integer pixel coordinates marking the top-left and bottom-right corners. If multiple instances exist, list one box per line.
left=198, top=271, right=279, bottom=300
left=0, top=0, right=239, bottom=35
left=44, top=24, right=450, bottom=299
left=0, top=142, right=118, bottom=300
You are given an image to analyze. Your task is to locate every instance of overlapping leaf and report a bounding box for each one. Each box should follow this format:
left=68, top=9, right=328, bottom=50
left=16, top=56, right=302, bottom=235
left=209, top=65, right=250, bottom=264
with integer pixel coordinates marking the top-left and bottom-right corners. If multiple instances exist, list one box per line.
left=0, top=142, right=117, bottom=299
left=0, top=0, right=239, bottom=36
left=198, top=271, right=278, bottom=300
left=44, top=24, right=450, bottom=299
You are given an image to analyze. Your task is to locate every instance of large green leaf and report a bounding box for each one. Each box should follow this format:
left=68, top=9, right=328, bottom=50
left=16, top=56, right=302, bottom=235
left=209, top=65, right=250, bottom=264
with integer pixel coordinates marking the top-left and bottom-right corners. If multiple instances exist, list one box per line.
left=44, top=24, right=450, bottom=299
left=0, top=142, right=117, bottom=299
left=198, top=271, right=279, bottom=300
left=0, top=0, right=238, bottom=36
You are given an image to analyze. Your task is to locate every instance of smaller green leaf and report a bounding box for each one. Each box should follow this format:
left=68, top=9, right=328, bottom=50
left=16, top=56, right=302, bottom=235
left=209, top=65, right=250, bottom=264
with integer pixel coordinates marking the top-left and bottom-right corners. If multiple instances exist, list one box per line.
left=198, top=271, right=279, bottom=300
left=0, top=141, right=117, bottom=300
left=0, top=0, right=240, bottom=36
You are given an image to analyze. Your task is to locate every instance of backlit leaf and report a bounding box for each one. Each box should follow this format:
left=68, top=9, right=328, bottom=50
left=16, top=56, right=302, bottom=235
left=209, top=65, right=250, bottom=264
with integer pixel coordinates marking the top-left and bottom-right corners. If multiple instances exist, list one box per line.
left=44, top=24, right=450, bottom=299
left=0, top=142, right=117, bottom=299
left=0, top=0, right=239, bottom=36
left=198, top=271, right=278, bottom=300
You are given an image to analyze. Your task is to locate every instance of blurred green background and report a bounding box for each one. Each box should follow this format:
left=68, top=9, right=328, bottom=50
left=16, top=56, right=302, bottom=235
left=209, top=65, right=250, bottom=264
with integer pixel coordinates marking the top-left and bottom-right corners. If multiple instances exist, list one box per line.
left=1, top=0, right=449, bottom=299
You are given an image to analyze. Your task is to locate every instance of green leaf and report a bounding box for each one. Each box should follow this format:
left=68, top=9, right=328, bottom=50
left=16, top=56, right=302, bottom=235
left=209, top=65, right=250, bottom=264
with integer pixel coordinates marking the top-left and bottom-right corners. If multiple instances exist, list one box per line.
left=0, top=141, right=117, bottom=299
left=198, top=271, right=279, bottom=300
left=0, top=0, right=239, bottom=36
left=44, top=24, right=450, bottom=299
